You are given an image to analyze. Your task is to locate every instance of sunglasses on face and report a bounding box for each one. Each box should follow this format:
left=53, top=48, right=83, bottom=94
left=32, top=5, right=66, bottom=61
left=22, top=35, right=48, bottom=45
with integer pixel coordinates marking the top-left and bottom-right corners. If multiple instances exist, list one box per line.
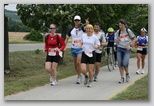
left=50, top=28, right=56, bottom=30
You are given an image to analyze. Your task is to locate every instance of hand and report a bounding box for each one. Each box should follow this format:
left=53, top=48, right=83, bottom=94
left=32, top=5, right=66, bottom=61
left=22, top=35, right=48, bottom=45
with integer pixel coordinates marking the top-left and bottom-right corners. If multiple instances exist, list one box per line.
left=43, top=49, right=47, bottom=53
left=115, top=39, right=120, bottom=43
left=85, top=18, right=89, bottom=25
left=94, top=44, right=99, bottom=49
left=56, top=48, right=61, bottom=52
left=126, top=45, right=131, bottom=51
left=142, top=43, right=146, bottom=46
left=63, top=47, right=66, bottom=51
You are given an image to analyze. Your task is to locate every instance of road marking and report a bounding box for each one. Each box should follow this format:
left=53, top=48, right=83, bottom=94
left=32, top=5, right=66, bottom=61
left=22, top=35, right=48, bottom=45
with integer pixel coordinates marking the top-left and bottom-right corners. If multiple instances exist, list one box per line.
left=104, top=72, right=148, bottom=100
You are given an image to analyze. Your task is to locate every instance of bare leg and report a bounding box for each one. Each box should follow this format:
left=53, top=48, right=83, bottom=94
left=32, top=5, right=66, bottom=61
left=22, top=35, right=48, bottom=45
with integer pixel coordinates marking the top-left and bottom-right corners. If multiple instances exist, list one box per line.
left=81, top=63, right=87, bottom=76
left=141, top=54, right=146, bottom=69
left=137, top=53, right=141, bottom=70
left=88, top=64, right=94, bottom=81
left=45, top=62, right=53, bottom=76
left=95, top=62, right=100, bottom=76
left=51, top=62, right=58, bottom=81
left=119, top=67, right=124, bottom=78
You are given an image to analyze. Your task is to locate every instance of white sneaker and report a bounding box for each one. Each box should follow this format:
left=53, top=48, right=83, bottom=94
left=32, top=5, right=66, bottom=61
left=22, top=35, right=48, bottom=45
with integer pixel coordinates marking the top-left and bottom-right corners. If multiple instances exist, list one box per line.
left=50, top=77, right=57, bottom=86
left=50, top=80, right=57, bottom=86
left=141, top=70, right=145, bottom=74
left=136, top=70, right=140, bottom=75
left=76, top=75, right=82, bottom=84
left=87, top=80, right=92, bottom=88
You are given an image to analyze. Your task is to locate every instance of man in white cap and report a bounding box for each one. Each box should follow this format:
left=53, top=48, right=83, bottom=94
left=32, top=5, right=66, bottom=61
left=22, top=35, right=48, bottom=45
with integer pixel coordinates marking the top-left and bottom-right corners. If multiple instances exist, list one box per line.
left=65, top=15, right=89, bottom=84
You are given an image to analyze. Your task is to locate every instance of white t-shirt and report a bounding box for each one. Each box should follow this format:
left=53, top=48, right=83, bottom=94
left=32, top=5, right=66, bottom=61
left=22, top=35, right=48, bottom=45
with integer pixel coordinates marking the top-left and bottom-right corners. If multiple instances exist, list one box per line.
left=93, top=31, right=106, bottom=53
left=81, top=33, right=100, bottom=52
left=68, top=27, right=84, bottom=48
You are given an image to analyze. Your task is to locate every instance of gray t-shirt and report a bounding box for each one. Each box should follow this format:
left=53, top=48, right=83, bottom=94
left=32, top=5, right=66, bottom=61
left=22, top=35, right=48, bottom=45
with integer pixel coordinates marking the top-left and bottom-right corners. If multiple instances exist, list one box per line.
left=115, top=28, right=135, bottom=48
left=94, top=31, right=106, bottom=53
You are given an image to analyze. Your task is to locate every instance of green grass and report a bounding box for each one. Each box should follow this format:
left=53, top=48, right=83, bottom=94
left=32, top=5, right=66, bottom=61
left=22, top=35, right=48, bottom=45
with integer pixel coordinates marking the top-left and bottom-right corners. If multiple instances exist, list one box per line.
left=4, top=48, right=137, bottom=96
left=112, top=74, right=148, bottom=100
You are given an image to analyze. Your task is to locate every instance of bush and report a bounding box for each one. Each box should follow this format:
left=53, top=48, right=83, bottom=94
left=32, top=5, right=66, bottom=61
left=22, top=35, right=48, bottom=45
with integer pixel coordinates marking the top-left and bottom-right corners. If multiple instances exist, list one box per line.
left=24, top=29, right=43, bottom=41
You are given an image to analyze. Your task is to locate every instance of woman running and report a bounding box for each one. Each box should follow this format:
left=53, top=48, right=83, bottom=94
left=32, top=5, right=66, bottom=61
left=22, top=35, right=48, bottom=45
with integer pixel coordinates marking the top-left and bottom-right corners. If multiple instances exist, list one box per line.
left=136, top=28, right=148, bottom=74
left=44, top=24, right=66, bottom=86
left=80, top=24, right=100, bottom=87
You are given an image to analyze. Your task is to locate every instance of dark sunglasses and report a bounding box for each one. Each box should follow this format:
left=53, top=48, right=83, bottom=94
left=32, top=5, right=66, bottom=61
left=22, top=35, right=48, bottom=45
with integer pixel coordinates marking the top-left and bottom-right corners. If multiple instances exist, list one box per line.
left=74, top=20, right=80, bottom=22
left=50, top=28, right=56, bottom=29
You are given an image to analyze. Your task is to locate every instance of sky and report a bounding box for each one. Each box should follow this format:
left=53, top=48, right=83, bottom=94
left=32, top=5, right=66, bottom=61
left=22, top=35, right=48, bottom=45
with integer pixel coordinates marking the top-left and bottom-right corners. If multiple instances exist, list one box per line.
left=5, top=4, right=17, bottom=11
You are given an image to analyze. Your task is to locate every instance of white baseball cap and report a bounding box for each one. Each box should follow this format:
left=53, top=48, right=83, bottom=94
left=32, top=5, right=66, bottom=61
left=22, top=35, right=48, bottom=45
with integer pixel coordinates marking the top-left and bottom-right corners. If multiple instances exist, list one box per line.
left=141, top=28, right=147, bottom=32
left=74, top=15, right=81, bottom=20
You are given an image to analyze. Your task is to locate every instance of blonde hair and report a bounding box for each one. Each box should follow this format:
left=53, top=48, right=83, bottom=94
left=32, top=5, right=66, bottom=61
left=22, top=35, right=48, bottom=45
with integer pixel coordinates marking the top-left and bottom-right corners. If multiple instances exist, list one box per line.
left=85, top=24, right=94, bottom=32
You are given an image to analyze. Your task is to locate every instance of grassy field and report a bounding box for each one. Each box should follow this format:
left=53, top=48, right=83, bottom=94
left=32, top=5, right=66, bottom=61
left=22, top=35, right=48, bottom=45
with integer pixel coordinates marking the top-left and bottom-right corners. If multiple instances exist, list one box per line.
left=112, top=74, right=148, bottom=100
left=9, top=32, right=72, bottom=44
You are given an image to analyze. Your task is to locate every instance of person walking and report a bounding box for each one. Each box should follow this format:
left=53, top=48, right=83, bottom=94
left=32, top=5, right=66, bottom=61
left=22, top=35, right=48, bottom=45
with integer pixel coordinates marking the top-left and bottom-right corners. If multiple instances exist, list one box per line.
left=93, top=23, right=106, bottom=82
left=114, top=19, right=137, bottom=83
left=136, top=28, right=148, bottom=74
left=65, top=15, right=89, bottom=84
left=44, top=24, right=66, bottom=86
left=80, top=24, right=100, bottom=87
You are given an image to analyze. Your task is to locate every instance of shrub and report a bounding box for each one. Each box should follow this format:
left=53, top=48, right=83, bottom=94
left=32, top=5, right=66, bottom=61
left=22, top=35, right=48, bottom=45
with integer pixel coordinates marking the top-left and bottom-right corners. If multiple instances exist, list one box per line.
left=24, top=29, right=43, bottom=41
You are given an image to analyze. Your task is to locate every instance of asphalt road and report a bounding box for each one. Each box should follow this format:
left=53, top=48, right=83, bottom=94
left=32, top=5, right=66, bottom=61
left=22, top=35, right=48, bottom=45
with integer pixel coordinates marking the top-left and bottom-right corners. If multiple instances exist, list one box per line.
left=4, top=55, right=148, bottom=100
left=9, top=43, right=72, bottom=52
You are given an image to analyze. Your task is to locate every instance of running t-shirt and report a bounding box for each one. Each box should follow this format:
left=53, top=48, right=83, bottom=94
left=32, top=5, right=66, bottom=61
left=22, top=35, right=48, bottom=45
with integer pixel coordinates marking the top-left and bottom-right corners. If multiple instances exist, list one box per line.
left=68, top=27, right=84, bottom=48
left=81, top=33, right=100, bottom=52
left=94, top=31, right=106, bottom=53
left=115, top=28, right=135, bottom=49
left=137, top=35, right=148, bottom=51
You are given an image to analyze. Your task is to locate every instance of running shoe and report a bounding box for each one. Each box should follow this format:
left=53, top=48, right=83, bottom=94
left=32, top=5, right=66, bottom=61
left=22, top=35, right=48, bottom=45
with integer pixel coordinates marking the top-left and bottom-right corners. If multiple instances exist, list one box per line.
left=136, top=70, right=140, bottom=75
left=119, top=77, right=124, bottom=83
left=84, top=76, right=89, bottom=85
left=93, top=74, right=98, bottom=82
left=141, top=70, right=145, bottom=74
left=87, top=80, right=92, bottom=88
left=76, top=75, right=82, bottom=84
left=126, top=73, right=130, bottom=82
left=50, top=80, right=57, bottom=86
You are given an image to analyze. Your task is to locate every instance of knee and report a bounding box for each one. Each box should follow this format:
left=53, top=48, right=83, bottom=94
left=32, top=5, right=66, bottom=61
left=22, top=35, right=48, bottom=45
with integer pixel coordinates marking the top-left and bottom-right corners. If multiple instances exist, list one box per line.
left=45, top=67, right=51, bottom=72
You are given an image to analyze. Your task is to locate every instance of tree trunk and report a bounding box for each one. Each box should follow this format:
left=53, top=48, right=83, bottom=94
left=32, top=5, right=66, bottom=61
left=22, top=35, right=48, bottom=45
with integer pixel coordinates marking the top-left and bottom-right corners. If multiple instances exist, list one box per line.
left=4, top=14, right=10, bottom=74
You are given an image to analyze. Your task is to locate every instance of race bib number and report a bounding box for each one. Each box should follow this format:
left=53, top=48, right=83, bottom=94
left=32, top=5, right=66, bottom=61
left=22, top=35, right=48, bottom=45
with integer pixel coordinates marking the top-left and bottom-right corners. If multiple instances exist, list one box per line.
left=120, top=35, right=128, bottom=41
left=137, top=46, right=143, bottom=51
left=48, top=48, right=57, bottom=56
left=85, top=52, right=93, bottom=57
left=73, top=40, right=81, bottom=47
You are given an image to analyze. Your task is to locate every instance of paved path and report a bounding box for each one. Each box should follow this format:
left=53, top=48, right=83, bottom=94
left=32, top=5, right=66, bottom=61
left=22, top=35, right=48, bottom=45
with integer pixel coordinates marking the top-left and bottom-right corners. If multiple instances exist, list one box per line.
left=9, top=43, right=72, bottom=52
left=5, top=55, right=148, bottom=100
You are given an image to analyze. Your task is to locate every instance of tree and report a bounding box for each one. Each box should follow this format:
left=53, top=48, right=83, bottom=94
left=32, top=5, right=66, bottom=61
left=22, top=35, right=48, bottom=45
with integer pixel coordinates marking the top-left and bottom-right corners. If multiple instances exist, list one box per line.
left=4, top=4, right=10, bottom=74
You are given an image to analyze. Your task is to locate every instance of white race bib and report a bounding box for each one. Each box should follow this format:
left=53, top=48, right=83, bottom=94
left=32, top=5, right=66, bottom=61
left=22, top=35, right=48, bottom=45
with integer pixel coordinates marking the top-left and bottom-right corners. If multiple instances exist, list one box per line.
left=72, top=39, right=81, bottom=47
left=137, top=46, right=143, bottom=51
left=85, top=52, right=93, bottom=57
left=48, top=48, right=57, bottom=56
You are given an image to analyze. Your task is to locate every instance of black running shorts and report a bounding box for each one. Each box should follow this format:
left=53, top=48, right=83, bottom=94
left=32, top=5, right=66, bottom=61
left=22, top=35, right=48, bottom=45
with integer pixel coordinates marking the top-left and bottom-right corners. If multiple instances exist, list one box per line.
left=46, top=55, right=60, bottom=63
left=95, top=53, right=102, bottom=63
left=81, top=51, right=96, bottom=64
